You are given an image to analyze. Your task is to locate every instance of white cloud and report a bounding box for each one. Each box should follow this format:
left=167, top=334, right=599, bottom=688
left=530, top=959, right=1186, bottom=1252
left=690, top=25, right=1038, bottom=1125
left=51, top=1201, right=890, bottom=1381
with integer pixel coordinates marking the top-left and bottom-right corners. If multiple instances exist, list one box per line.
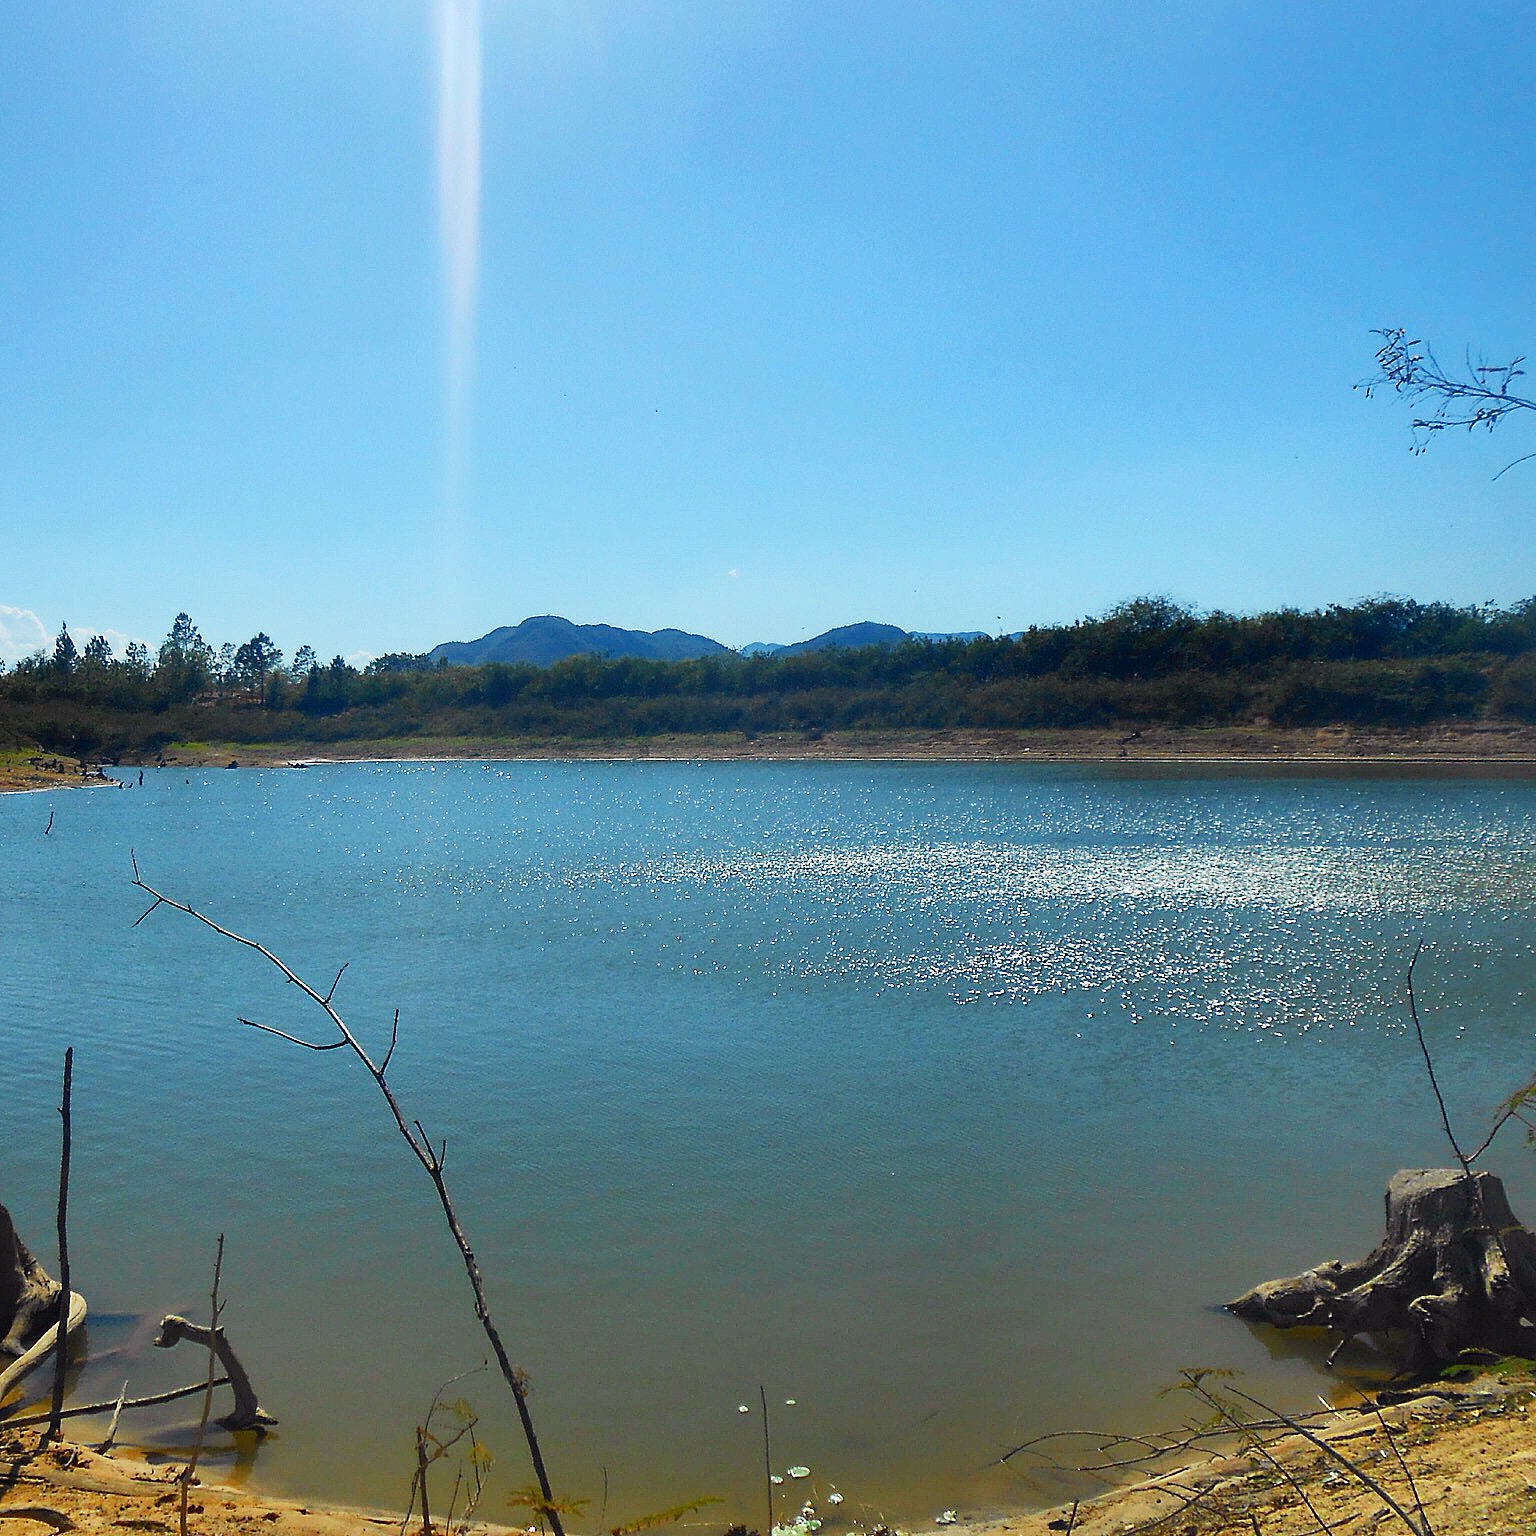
left=0, top=605, right=48, bottom=665
left=0, top=610, right=154, bottom=666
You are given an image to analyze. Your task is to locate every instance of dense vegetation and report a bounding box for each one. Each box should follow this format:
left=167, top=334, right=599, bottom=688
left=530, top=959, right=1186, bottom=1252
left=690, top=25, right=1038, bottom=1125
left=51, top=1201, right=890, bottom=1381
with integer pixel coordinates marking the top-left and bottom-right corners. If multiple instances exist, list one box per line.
left=5, top=597, right=1536, bottom=759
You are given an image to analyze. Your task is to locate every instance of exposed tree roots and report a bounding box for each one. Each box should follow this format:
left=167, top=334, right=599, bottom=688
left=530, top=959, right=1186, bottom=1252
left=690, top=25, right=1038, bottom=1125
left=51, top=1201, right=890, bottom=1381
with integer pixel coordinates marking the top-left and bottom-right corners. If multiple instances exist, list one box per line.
left=1229, top=1167, right=1536, bottom=1374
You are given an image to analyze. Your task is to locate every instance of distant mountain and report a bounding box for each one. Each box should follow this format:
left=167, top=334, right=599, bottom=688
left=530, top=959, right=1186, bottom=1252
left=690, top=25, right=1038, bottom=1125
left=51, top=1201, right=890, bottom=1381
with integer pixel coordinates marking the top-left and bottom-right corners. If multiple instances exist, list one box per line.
left=742, top=623, right=997, bottom=655
left=779, top=621, right=910, bottom=655
left=429, top=616, right=731, bottom=667
left=431, top=616, right=993, bottom=667
left=741, top=622, right=911, bottom=657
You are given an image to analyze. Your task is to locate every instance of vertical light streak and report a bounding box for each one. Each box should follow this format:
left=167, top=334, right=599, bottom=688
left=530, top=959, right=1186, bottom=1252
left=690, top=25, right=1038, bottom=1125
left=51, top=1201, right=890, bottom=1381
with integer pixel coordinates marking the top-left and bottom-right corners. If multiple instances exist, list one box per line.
left=436, top=0, right=482, bottom=550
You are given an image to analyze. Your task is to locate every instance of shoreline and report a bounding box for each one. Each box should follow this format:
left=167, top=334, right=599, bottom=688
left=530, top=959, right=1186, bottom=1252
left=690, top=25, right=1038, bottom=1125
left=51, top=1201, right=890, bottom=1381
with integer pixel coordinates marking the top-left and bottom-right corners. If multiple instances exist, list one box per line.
left=9, top=722, right=1536, bottom=790
left=0, top=750, right=116, bottom=794
left=6, top=1371, right=1534, bottom=1535
left=12, top=725, right=1536, bottom=792
left=147, top=722, right=1536, bottom=768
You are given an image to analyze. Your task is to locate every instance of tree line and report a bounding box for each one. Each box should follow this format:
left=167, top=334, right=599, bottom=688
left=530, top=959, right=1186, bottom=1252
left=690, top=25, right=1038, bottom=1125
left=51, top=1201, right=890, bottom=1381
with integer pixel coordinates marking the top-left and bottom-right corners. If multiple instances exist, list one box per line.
left=5, top=596, right=1536, bottom=758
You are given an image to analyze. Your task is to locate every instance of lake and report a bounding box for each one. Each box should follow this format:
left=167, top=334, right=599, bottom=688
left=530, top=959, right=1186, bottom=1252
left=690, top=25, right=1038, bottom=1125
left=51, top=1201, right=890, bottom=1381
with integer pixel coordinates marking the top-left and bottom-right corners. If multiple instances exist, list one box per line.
left=5, top=760, right=1536, bottom=1526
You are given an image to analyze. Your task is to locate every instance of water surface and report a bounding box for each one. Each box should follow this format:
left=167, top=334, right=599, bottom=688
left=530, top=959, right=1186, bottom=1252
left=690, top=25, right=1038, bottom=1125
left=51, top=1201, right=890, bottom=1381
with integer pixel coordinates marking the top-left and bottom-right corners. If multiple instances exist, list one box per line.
left=4, top=762, right=1535, bottom=1524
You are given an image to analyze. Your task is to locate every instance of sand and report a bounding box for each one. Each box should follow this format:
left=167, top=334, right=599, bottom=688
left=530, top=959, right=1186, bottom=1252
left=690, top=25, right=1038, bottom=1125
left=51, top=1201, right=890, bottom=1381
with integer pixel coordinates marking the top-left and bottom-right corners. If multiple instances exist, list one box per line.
left=5, top=1371, right=1535, bottom=1536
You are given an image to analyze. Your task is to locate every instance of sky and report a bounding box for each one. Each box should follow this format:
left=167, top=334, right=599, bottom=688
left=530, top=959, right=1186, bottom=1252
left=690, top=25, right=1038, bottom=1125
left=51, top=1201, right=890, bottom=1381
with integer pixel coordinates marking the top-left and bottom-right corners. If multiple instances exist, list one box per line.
left=3, top=1, right=1535, bottom=665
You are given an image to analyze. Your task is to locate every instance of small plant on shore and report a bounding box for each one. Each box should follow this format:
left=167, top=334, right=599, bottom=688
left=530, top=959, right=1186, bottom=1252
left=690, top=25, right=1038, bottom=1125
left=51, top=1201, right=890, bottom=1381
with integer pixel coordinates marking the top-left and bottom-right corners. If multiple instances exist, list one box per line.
left=505, top=1485, right=591, bottom=1534
left=404, top=1371, right=492, bottom=1536
left=607, top=1495, right=725, bottom=1535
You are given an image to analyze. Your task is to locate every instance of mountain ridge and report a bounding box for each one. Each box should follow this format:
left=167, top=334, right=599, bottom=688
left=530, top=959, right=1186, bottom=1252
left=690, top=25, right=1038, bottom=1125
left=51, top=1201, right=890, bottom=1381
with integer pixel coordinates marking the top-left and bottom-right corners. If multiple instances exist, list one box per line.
left=428, top=616, right=730, bottom=667
left=429, top=616, right=989, bottom=667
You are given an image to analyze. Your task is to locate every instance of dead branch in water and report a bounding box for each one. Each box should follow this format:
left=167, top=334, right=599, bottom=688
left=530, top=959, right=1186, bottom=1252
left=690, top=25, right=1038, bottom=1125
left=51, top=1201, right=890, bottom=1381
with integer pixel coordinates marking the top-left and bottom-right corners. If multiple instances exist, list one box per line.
left=46, top=1048, right=73, bottom=1443
left=131, top=856, right=566, bottom=1536
left=179, top=1234, right=224, bottom=1536
left=1, top=1376, right=234, bottom=1430
left=154, top=1313, right=276, bottom=1431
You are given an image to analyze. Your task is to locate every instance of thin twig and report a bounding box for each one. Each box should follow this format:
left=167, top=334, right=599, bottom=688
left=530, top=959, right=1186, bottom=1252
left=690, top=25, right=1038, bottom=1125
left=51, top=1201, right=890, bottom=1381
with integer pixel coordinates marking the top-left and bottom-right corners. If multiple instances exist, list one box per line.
left=46, top=1048, right=73, bottom=1443
left=1178, top=1375, right=1334, bottom=1536
left=1001, top=1413, right=1327, bottom=1473
left=1224, top=1386, right=1429, bottom=1536
left=239, top=1017, right=346, bottom=1052
left=1372, top=1402, right=1434, bottom=1536
left=760, top=1385, right=773, bottom=1536
left=1406, top=943, right=1468, bottom=1174
left=180, top=1234, right=224, bottom=1536
left=97, top=1381, right=128, bottom=1453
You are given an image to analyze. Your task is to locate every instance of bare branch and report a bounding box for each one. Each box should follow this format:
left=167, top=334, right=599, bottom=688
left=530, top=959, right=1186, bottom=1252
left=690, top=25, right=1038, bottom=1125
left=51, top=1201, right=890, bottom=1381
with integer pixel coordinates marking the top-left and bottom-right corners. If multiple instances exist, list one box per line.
left=1224, top=1385, right=1433, bottom=1536
left=180, top=1234, right=225, bottom=1536
left=47, top=1048, right=74, bottom=1443
left=1373, top=1400, right=1433, bottom=1536
left=1491, top=449, right=1536, bottom=481
left=1178, top=1373, right=1349, bottom=1536
left=324, top=963, right=350, bottom=1004
left=381, top=1009, right=401, bottom=1076
left=0, top=1378, right=233, bottom=1429
left=1405, top=942, right=1469, bottom=1174
left=131, top=863, right=566, bottom=1536
left=1360, top=327, right=1536, bottom=475
left=240, top=1016, right=347, bottom=1052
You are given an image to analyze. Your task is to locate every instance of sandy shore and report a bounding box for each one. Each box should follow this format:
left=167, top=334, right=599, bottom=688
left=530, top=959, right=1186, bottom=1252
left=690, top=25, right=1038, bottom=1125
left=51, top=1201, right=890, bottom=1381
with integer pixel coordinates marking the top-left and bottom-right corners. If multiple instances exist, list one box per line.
left=5, top=1371, right=1534, bottom=1536
left=969, top=1370, right=1536, bottom=1535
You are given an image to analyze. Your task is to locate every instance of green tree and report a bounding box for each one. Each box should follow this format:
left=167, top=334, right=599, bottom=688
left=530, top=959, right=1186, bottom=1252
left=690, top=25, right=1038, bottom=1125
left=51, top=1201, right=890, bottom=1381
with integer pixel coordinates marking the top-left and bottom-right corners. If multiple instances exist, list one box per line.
left=156, top=613, right=213, bottom=699
left=81, top=633, right=113, bottom=668
left=234, top=633, right=284, bottom=703
left=52, top=622, right=78, bottom=675
left=213, top=641, right=237, bottom=696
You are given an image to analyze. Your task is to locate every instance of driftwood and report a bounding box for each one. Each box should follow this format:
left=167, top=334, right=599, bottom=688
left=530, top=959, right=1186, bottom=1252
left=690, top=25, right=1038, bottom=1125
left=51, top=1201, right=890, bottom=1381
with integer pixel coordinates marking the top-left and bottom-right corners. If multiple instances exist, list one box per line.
left=1229, top=1167, right=1536, bottom=1373
left=0, top=1294, right=87, bottom=1408
left=154, top=1314, right=277, bottom=1431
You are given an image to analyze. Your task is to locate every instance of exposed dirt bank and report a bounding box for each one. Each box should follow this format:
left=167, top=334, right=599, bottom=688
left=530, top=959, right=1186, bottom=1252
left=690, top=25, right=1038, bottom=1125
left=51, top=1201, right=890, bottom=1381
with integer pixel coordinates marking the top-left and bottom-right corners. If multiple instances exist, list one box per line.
left=0, top=753, right=114, bottom=793
left=963, top=1373, right=1536, bottom=1536
left=137, top=722, right=1536, bottom=771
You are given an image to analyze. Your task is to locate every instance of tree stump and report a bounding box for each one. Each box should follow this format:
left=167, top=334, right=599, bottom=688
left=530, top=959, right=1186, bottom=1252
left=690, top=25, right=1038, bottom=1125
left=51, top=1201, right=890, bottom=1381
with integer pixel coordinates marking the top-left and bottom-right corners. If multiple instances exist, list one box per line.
left=0, top=1201, right=62, bottom=1358
left=1228, top=1167, right=1536, bottom=1374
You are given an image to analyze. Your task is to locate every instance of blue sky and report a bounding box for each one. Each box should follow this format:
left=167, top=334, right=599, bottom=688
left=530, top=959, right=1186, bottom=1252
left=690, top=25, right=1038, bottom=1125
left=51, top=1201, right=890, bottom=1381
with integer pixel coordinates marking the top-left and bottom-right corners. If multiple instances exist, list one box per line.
left=3, top=2, right=1534, bottom=664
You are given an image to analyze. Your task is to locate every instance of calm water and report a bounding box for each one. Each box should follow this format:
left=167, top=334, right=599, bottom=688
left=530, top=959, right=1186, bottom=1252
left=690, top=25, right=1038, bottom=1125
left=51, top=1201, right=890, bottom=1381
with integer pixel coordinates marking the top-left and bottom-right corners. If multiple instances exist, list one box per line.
left=5, top=761, right=1536, bottom=1525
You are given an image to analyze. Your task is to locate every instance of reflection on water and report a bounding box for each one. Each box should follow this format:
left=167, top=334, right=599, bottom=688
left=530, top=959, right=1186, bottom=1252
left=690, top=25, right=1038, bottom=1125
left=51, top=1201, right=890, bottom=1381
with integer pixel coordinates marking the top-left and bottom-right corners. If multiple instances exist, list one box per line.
left=3, top=762, right=1535, bottom=1521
